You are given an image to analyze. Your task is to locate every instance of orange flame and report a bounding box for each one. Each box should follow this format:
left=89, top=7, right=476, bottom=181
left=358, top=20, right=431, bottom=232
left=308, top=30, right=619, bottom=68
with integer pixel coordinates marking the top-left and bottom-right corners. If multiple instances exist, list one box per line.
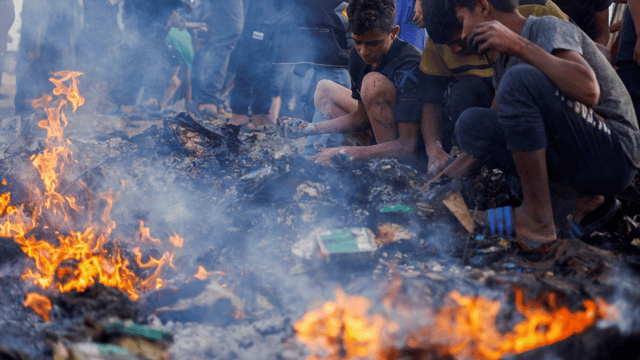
left=1, top=71, right=185, bottom=321
left=168, top=232, right=184, bottom=248
left=24, top=292, right=52, bottom=321
left=294, top=288, right=398, bottom=360
left=407, top=289, right=615, bottom=360
left=299, top=287, right=615, bottom=360
left=194, top=266, right=212, bottom=280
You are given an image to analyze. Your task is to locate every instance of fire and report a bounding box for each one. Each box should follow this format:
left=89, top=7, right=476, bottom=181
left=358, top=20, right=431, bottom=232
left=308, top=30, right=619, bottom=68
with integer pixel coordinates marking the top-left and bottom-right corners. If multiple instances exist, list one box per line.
left=294, top=288, right=398, bottom=360
left=298, top=286, right=615, bottom=360
left=194, top=266, right=212, bottom=280
left=0, top=71, right=184, bottom=320
left=410, top=289, right=615, bottom=360
left=24, top=293, right=52, bottom=321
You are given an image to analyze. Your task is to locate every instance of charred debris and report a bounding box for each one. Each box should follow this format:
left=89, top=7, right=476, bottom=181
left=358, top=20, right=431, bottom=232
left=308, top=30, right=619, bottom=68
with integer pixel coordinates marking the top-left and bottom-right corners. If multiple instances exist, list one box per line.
left=0, top=110, right=639, bottom=360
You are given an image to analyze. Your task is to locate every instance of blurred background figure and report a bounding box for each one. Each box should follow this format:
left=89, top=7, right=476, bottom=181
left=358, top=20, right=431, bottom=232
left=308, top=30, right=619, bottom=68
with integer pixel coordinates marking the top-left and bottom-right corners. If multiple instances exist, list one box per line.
left=396, top=0, right=426, bottom=49
left=554, top=0, right=612, bottom=46
left=227, top=0, right=286, bottom=128
left=14, top=0, right=79, bottom=115
left=272, top=0, right=353, bottom=156
left=187, top=0, right=245, bottom=120
left=0, top=0, right=14, bottom=104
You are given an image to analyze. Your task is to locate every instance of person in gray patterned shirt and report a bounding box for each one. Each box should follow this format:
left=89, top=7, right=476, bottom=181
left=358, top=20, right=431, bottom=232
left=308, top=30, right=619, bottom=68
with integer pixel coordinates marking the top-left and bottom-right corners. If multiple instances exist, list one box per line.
left=424, top=0, right=640, bottom=245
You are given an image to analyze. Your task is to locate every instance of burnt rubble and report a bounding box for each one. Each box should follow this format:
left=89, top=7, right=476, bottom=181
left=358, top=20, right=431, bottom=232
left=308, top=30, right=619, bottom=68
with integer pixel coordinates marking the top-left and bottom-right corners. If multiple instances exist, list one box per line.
left=0, top=111, right=639, bottom=360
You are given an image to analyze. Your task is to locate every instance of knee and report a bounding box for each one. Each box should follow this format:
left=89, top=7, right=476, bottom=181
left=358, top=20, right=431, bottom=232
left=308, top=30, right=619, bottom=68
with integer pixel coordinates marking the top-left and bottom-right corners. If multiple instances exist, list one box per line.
left=455, top=108, right=477, bottom=147
left=314, top=79, right=339, bottom=115
left=361, top=72, right=395, bottom=106
left=455, top=108, right=490, bottom=153
left=498, top=64, right=546, bottom=95
left=314, top=80, right=336, bottom=105
left=447, top=76, right=493, bottom=117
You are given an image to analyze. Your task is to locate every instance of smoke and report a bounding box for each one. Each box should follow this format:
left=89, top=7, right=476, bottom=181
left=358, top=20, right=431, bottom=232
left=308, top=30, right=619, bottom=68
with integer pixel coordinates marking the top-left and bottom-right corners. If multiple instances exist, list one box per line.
left=14, top=0, right=179, bottom=114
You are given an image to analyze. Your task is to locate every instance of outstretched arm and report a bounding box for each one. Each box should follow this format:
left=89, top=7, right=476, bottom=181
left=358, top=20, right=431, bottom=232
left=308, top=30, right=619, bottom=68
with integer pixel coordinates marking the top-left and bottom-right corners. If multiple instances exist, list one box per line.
left=309, top=122, right=419, bottom=165
left=419, top=151, right=482, bottom=190
left=421, top=103, right=452, bottom=175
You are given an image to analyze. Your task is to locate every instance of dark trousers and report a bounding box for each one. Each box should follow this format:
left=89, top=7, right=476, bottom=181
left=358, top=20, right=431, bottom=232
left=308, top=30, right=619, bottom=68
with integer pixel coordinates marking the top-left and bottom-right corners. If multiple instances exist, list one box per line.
left=456, top=64, right=636, bottom=196
left=230, top=57, right=273, bottom=115
left=441, top=76, right=494, bottom=152
left=192, top=0, right=244, bottom=106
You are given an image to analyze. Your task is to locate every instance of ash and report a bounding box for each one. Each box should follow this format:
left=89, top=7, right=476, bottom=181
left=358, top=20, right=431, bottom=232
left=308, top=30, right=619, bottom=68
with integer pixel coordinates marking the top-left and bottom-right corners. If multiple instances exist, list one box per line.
left=0, top=111, right=639, bottom=360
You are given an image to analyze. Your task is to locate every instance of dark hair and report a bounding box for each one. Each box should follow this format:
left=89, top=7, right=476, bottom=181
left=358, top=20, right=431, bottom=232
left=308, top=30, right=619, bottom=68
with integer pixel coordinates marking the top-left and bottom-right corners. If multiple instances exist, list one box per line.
left=447, top=0, right=518, bottom=13
left=422, top=0, right=461, bottom=44
left=347, top=0, right=397, bottom=36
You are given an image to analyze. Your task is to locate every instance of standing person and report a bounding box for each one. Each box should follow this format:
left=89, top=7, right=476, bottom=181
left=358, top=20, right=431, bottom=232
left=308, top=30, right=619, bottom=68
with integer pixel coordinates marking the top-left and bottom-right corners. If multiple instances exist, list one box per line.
left=14, top=0, right=78, bottom=114
left=614, top=0, right=640, bottom=117
left=227, top=0, right=285, bottom=127
left=280, top=0, right=425, bottom=165
left=429, top=0, right=639, bottom=244
left=396, top=0, right=426, bottom=49
left=554, top=0, right=613, bottom=46
left=187, top=0, right=244, bottom=120
left=0, top=0, right=14, bottom=101
left=272, top=0, right=354, bottom=157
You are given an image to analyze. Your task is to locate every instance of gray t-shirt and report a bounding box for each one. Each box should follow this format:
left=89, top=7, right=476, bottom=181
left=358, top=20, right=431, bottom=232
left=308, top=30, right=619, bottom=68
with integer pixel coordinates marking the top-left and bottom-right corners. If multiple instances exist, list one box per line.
left=493, top=16, right=640, bottom=168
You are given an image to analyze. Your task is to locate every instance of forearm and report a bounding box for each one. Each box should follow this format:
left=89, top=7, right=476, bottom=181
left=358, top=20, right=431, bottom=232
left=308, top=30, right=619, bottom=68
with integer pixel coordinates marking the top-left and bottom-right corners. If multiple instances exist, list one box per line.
left=514, top=40, right=600, bottom=106
left=343, top=138, right=417, bottom=160
left=313, top=106, right=369, bottom=135
left=421, top=103, right=446, bottom=157
left=442, top=152, right=482, bottom=179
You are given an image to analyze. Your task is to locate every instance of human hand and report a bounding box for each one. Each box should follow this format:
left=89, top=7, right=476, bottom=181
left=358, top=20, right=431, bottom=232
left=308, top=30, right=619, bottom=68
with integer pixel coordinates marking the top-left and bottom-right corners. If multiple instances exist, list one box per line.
left=308, top=147, right=347, bottom=166
left=427, top=149, right=453, bottom=176
left=278, top=117, right=317, bottom=138
left=412, top=1, right=424, bottom=28
left=468, top=21, right=524, bottom=57
left=609, top=19, right=623, bottom=33
left=419, top=173, right=452, bottom=191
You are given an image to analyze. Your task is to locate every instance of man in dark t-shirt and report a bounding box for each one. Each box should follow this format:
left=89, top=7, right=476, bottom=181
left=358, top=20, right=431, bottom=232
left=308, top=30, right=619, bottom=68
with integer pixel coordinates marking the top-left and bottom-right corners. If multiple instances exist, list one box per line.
left=279, top=0, right=425, bottom=165
left=554, top=0, right=612, bottom=45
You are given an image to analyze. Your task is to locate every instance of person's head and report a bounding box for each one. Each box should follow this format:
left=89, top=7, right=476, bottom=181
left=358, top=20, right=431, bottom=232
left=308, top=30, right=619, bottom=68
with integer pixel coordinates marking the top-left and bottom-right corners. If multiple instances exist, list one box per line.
left=347, top=0, right=400, bottom=66
left=422, top=0, right=476, bottom=55
left=448, top=0, right=517, bottom=50
left=448, top=0, right=518, bottom=14
left=421, top=0, right=460, bottom=45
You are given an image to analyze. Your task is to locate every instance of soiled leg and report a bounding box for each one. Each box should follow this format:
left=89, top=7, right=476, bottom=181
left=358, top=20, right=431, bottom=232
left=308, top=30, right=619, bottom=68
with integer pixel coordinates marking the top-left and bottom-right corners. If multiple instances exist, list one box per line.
left=360, top=72, right=397, bottom=144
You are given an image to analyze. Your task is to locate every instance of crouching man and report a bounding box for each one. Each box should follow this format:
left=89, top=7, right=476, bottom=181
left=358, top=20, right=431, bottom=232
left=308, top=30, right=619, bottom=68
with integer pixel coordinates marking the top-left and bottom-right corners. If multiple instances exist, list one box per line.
left=279, top=0, right=424, bottom=166
left=431, top=0, right=640, bottom=244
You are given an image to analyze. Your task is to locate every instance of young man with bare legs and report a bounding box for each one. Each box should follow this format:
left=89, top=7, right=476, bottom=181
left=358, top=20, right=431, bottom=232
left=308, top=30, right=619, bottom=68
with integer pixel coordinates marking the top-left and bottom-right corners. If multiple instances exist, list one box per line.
left=428, top=0, right=639, bottom=244
left=279, top=0, right=424, bottom=166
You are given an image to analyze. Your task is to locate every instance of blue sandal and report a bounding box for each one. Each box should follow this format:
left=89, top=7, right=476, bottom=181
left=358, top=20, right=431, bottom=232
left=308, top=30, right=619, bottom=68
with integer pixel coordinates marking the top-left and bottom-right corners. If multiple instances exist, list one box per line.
left=484, top=206, right=517, bottom=238
left=568, top=197, right=620, bottom=239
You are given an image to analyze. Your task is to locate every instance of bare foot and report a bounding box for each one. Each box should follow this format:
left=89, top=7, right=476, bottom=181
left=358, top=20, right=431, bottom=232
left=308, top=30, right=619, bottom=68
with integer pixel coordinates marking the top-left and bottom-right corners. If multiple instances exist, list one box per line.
left=474, top=206, right=556, bottom=242
left=573, top=195, right=605, bottom=224
left=227, top=114, right=251, bottom=126
left=198, top=103, right=217, bottom=114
